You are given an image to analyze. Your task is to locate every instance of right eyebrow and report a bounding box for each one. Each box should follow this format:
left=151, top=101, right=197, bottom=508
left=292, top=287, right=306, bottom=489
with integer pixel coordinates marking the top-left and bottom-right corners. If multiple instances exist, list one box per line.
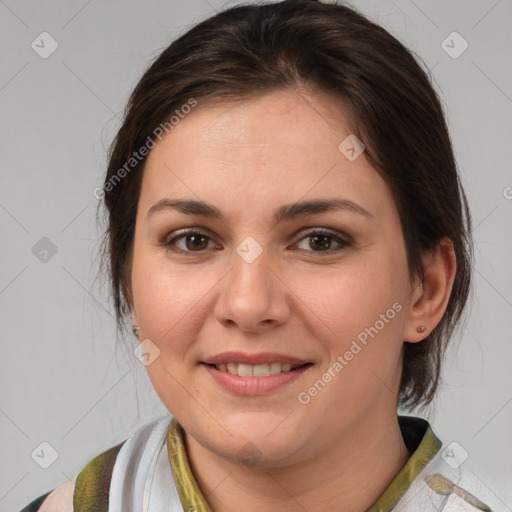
left=146, top=197, right=374, bottom=224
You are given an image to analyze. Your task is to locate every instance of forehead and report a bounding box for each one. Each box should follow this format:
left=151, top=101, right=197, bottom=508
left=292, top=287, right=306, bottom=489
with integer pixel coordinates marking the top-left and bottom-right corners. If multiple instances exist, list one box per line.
left=153, top=88, right=357, bottom=160
left=138, top=88, right=395, bottom=223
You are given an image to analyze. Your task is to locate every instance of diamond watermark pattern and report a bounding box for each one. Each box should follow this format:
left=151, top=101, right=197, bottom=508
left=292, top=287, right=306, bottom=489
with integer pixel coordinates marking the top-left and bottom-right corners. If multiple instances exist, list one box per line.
left=441, top=441, right=469, bottom=469
left=441, top=32, right=469, bottom=59
left=31, top=441, right=59, bottom=469
left=236, top=442, right=263, bottom=467
left=236, top=236, right=263, bottom=263
left=133, top=338, right=161, bottom=366
left=338, top=134, right=365, bottom=161
left=32, top=237, right=58, bottom=263
left=31, top=32, right=59, bottom=59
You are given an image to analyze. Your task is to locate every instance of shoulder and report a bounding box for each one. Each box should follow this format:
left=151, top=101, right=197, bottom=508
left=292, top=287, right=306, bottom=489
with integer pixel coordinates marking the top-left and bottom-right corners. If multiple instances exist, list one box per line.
left=17, top=415, right=173, bottom=512
left=73, top=439, right=126, bottom=511
left=447, top=468, right=510, bottom=512
left=408, top=444, right=507, bottom=511
left=17, top=441, right=125, bottom=512
left=393, top=417, right=507, bottom=511
left=18, top=477, right=76, bottom=512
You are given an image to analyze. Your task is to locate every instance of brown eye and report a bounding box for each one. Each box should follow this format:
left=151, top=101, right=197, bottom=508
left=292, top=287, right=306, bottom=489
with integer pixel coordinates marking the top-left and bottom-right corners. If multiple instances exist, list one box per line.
left=165, top=230, right=216, bottom=253
left=294, top=230, right=350, bottom=253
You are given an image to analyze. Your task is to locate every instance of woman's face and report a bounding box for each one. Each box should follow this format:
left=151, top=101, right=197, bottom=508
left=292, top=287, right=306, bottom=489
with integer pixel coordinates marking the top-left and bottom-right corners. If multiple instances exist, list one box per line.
left=130, top=88, right=421, bottom=466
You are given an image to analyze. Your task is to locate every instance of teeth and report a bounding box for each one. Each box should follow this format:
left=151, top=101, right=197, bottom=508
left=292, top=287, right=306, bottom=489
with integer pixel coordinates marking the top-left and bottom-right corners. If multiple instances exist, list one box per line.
left=269, top=362, right=282, bottom=375
left=214, top=362, right=301, bottom=376
left=253, top=364, right=269, bottom=377
left=238, top=364, right=253, bottom=377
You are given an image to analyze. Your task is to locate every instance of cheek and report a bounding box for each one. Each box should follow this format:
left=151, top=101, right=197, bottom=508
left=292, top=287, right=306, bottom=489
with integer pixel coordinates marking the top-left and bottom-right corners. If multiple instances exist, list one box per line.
left=289, top=251, right=408, bottom=404
left=291, top=256, right=406, bottom=340
left=131, top=251, right=219, bottom=353
left=131, top=259, right=209, bottom=406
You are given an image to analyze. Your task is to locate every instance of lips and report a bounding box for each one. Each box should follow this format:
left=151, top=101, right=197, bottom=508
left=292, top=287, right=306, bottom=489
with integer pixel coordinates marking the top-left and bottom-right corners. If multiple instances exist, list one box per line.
left=202, top=361, right=312, bottom=395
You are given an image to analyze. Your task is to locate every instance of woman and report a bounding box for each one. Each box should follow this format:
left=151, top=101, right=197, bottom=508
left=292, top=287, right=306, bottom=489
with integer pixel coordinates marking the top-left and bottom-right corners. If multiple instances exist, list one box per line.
left=18, top=0, right=501, bottom=510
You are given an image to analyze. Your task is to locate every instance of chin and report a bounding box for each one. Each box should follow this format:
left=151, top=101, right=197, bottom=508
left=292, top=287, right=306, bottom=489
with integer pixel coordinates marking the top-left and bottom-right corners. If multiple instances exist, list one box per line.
left=211, top=416, right=307, bottom=466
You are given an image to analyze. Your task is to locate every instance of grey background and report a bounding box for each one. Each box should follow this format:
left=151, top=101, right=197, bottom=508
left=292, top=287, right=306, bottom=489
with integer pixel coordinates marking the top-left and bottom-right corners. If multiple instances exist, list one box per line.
left=1, top=1, right=511, bottom=510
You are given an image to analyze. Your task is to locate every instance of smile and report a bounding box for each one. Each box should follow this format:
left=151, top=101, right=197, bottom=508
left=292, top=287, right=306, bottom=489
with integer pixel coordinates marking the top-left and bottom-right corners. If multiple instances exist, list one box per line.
left=201, top=362, right=313, bottom=395
left=210, top=362, right=307, bottom=376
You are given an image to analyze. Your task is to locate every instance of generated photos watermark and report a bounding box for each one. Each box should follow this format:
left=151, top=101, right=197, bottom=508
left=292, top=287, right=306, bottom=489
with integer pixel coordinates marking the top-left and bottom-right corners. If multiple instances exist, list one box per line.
left=298, top=301, right=403, bottom=405
left=93, top=97, right=198, bottom=200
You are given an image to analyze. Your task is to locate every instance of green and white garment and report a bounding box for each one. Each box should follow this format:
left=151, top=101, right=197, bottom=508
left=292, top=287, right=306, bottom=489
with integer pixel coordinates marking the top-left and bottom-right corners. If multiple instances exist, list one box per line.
left=19, top=414, right=500, bottom=511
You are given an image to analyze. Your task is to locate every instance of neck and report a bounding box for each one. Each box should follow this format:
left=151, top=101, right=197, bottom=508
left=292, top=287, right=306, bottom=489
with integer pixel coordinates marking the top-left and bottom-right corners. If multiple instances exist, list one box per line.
left=184, top=412, right=410, bottom=512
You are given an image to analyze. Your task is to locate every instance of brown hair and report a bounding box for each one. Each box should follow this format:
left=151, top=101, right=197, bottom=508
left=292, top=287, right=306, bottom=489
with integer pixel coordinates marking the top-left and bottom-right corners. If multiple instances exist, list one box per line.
left=96, top=0, right=473, bottom=410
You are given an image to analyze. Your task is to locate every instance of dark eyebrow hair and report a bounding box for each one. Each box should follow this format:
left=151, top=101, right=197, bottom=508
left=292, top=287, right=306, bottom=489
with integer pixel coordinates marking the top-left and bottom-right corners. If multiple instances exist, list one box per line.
left=146, top=198, right=373, bottom=224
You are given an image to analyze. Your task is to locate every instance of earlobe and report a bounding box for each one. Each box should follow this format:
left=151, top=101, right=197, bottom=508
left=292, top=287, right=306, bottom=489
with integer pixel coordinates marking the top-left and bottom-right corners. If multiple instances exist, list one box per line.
left=131, top=311, right=140, bottom=338
left=403, top=237, right=457, bottom=343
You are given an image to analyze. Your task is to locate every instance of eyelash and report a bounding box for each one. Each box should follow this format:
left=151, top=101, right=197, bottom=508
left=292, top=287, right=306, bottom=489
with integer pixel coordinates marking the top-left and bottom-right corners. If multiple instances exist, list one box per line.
left=163, top=228, right=351, bottom=255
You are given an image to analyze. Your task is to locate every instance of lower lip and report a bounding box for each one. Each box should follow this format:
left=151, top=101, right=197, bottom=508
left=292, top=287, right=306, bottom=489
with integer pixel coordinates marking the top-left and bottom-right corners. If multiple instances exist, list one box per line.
left=201, top=363, right=312, bottom=396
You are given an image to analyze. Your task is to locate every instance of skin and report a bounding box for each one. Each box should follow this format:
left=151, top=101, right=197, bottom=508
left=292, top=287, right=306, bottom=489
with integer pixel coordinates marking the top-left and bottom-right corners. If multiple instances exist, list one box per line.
left=129, top=87, right=457, bottom=511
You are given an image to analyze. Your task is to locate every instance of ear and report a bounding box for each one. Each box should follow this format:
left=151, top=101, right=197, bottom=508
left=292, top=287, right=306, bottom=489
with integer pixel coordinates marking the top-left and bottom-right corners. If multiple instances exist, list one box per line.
left=403, top=237, right=457, bottom=343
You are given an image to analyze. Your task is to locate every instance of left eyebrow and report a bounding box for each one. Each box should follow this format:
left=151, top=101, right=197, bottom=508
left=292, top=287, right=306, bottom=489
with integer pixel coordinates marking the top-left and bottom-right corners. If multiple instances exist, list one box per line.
left=146, top=197, right=374, bottom=223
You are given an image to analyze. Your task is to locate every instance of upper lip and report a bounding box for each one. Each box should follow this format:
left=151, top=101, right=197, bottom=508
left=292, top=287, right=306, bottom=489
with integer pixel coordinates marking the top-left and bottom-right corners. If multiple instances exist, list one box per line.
left=202, top=351, right=310, bottom=366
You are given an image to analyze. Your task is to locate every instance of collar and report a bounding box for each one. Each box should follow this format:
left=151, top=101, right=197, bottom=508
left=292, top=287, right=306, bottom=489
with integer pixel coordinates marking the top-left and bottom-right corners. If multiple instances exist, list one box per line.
left=368, top=416, right=442, bottom=511
left=167, top=415, right=442, bottom=512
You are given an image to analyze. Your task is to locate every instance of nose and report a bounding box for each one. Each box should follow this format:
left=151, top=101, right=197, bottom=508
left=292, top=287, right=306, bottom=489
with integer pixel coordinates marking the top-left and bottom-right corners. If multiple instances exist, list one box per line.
left=213, top=242, right=291, bottom=333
